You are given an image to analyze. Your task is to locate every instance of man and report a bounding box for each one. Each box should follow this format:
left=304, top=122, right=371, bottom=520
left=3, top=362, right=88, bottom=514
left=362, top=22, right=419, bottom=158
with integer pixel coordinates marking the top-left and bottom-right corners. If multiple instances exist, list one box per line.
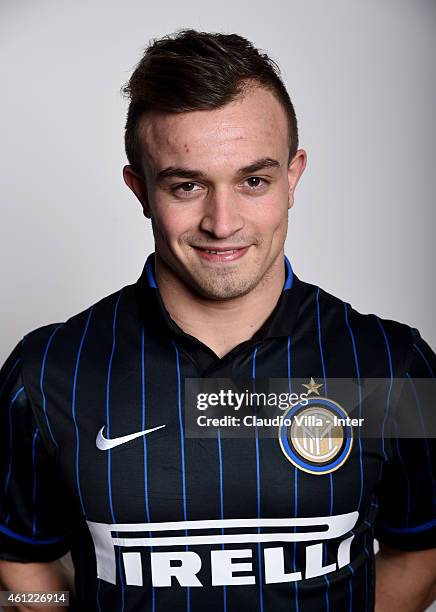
left=0, top=29, right=435, bottom=612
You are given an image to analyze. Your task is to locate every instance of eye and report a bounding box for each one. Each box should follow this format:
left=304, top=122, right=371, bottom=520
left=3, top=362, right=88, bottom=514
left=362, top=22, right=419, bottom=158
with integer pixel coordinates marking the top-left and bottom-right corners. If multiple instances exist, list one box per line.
left=179, top=182, right=197, bottom=192
left=171, top=182, right=202, bottom=197
left=244, top=176, right=269, bottom=190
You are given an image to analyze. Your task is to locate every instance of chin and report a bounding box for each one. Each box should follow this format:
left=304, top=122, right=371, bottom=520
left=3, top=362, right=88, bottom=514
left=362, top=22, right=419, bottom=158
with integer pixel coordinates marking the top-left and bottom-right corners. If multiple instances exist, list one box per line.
left=193, top=273, right=259, bottom=301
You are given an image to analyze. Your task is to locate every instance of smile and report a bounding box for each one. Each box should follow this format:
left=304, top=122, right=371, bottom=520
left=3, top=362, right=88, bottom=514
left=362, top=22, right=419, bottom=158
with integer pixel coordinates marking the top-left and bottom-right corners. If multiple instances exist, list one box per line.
left=192, top=245, right=250, bottom=262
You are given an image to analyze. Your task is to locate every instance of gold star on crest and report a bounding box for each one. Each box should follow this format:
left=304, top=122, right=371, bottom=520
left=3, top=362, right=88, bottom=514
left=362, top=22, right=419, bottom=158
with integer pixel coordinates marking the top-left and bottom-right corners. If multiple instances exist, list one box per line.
left=302, top=377, right=323, bottom=396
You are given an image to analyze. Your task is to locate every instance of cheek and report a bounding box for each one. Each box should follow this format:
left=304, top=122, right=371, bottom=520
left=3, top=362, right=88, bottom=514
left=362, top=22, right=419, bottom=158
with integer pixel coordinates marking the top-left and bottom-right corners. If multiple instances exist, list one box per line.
left=249, top=196, right=288, bottom=234
left=152, top=203, right=196, bottom=241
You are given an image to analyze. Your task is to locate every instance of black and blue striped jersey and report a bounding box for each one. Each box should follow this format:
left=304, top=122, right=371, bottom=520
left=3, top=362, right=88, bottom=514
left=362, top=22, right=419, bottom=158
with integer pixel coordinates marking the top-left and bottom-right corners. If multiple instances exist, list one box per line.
left=0, top=252, right=435, bottom=611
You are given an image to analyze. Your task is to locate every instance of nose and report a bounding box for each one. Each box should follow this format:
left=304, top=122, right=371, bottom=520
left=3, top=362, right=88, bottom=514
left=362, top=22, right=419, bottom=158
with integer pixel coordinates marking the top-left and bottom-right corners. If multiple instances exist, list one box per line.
left=199, top=188, right=244, bottom=239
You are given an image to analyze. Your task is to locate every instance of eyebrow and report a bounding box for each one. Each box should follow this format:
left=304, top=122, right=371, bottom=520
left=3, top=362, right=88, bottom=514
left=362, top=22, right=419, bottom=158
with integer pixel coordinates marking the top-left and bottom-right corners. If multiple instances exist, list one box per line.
left=155, top=157, right=281, bottom=183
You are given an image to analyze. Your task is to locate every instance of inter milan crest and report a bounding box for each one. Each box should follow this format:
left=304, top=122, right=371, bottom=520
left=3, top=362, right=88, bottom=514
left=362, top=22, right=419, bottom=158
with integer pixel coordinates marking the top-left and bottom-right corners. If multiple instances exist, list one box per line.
left=279, top=379, right=353, bottom=475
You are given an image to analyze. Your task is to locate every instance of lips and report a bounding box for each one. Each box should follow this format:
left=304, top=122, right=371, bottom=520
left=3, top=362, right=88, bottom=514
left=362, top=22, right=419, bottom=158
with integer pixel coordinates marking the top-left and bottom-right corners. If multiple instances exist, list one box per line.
left=198, top=248, right=240, bottom=254
left=192, top=245, right=250, bottom=262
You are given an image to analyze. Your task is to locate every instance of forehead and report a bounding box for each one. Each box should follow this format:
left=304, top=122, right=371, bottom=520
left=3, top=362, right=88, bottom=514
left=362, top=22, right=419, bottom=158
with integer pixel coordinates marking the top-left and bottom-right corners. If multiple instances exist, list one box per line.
left=138, top=86, right=289, bottom=174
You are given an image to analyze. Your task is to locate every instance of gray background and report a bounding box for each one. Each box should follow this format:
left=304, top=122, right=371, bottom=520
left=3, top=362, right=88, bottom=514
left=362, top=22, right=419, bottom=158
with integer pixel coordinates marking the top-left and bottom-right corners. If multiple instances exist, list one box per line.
left=1, top=1, right=435, bottom=608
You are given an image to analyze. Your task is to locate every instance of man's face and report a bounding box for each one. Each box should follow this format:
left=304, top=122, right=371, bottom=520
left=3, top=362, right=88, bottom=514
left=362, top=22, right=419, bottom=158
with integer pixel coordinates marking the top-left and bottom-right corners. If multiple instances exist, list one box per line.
left=124, top=85, right=306, bottom=300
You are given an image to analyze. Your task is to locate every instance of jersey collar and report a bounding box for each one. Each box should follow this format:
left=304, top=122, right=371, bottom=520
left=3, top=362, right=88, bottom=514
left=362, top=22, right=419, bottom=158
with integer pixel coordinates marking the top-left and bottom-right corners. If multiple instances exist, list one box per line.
left=135, top=252, right=303, bottom=341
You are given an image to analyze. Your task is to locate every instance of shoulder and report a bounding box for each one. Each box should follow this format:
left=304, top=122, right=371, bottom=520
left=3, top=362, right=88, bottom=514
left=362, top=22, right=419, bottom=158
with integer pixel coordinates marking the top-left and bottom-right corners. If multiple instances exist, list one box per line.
left=18, top=281, right=138, bottom=380
left=295, top=275, right=433, bottom=376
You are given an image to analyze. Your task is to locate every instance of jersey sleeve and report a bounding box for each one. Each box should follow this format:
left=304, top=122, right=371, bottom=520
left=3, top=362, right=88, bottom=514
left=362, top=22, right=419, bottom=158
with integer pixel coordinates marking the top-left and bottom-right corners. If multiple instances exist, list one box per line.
left=374, top=328, right=436, bottom=551
left=0, top=340, right=76, bottom=562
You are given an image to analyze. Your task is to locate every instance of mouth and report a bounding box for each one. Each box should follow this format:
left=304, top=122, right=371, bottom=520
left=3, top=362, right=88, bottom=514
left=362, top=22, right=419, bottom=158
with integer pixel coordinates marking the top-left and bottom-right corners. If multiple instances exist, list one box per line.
left=192, top=245, right=251, bottom=263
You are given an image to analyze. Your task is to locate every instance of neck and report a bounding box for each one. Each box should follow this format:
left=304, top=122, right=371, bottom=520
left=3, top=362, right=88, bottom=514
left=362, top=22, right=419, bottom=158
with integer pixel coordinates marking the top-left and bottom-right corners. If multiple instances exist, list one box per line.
left=155, top=252, right=286, bottom=358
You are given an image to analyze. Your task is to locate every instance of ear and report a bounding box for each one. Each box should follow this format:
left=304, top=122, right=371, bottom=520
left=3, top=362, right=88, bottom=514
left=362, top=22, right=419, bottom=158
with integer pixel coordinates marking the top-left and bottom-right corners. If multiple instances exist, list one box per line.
left=123, top=165, right=151, bottom=218
left=287, top=149, right=307, bottom=210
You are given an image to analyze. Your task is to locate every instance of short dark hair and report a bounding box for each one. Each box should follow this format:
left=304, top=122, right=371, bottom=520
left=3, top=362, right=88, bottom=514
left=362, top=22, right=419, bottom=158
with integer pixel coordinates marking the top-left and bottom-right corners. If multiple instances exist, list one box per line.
left=122, top=29, right=299, bottom=175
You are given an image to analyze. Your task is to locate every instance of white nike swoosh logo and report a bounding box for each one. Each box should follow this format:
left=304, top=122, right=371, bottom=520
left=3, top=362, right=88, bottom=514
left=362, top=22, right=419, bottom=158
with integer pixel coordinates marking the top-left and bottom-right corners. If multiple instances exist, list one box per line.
left=96, top=424, right=166, bottom=451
